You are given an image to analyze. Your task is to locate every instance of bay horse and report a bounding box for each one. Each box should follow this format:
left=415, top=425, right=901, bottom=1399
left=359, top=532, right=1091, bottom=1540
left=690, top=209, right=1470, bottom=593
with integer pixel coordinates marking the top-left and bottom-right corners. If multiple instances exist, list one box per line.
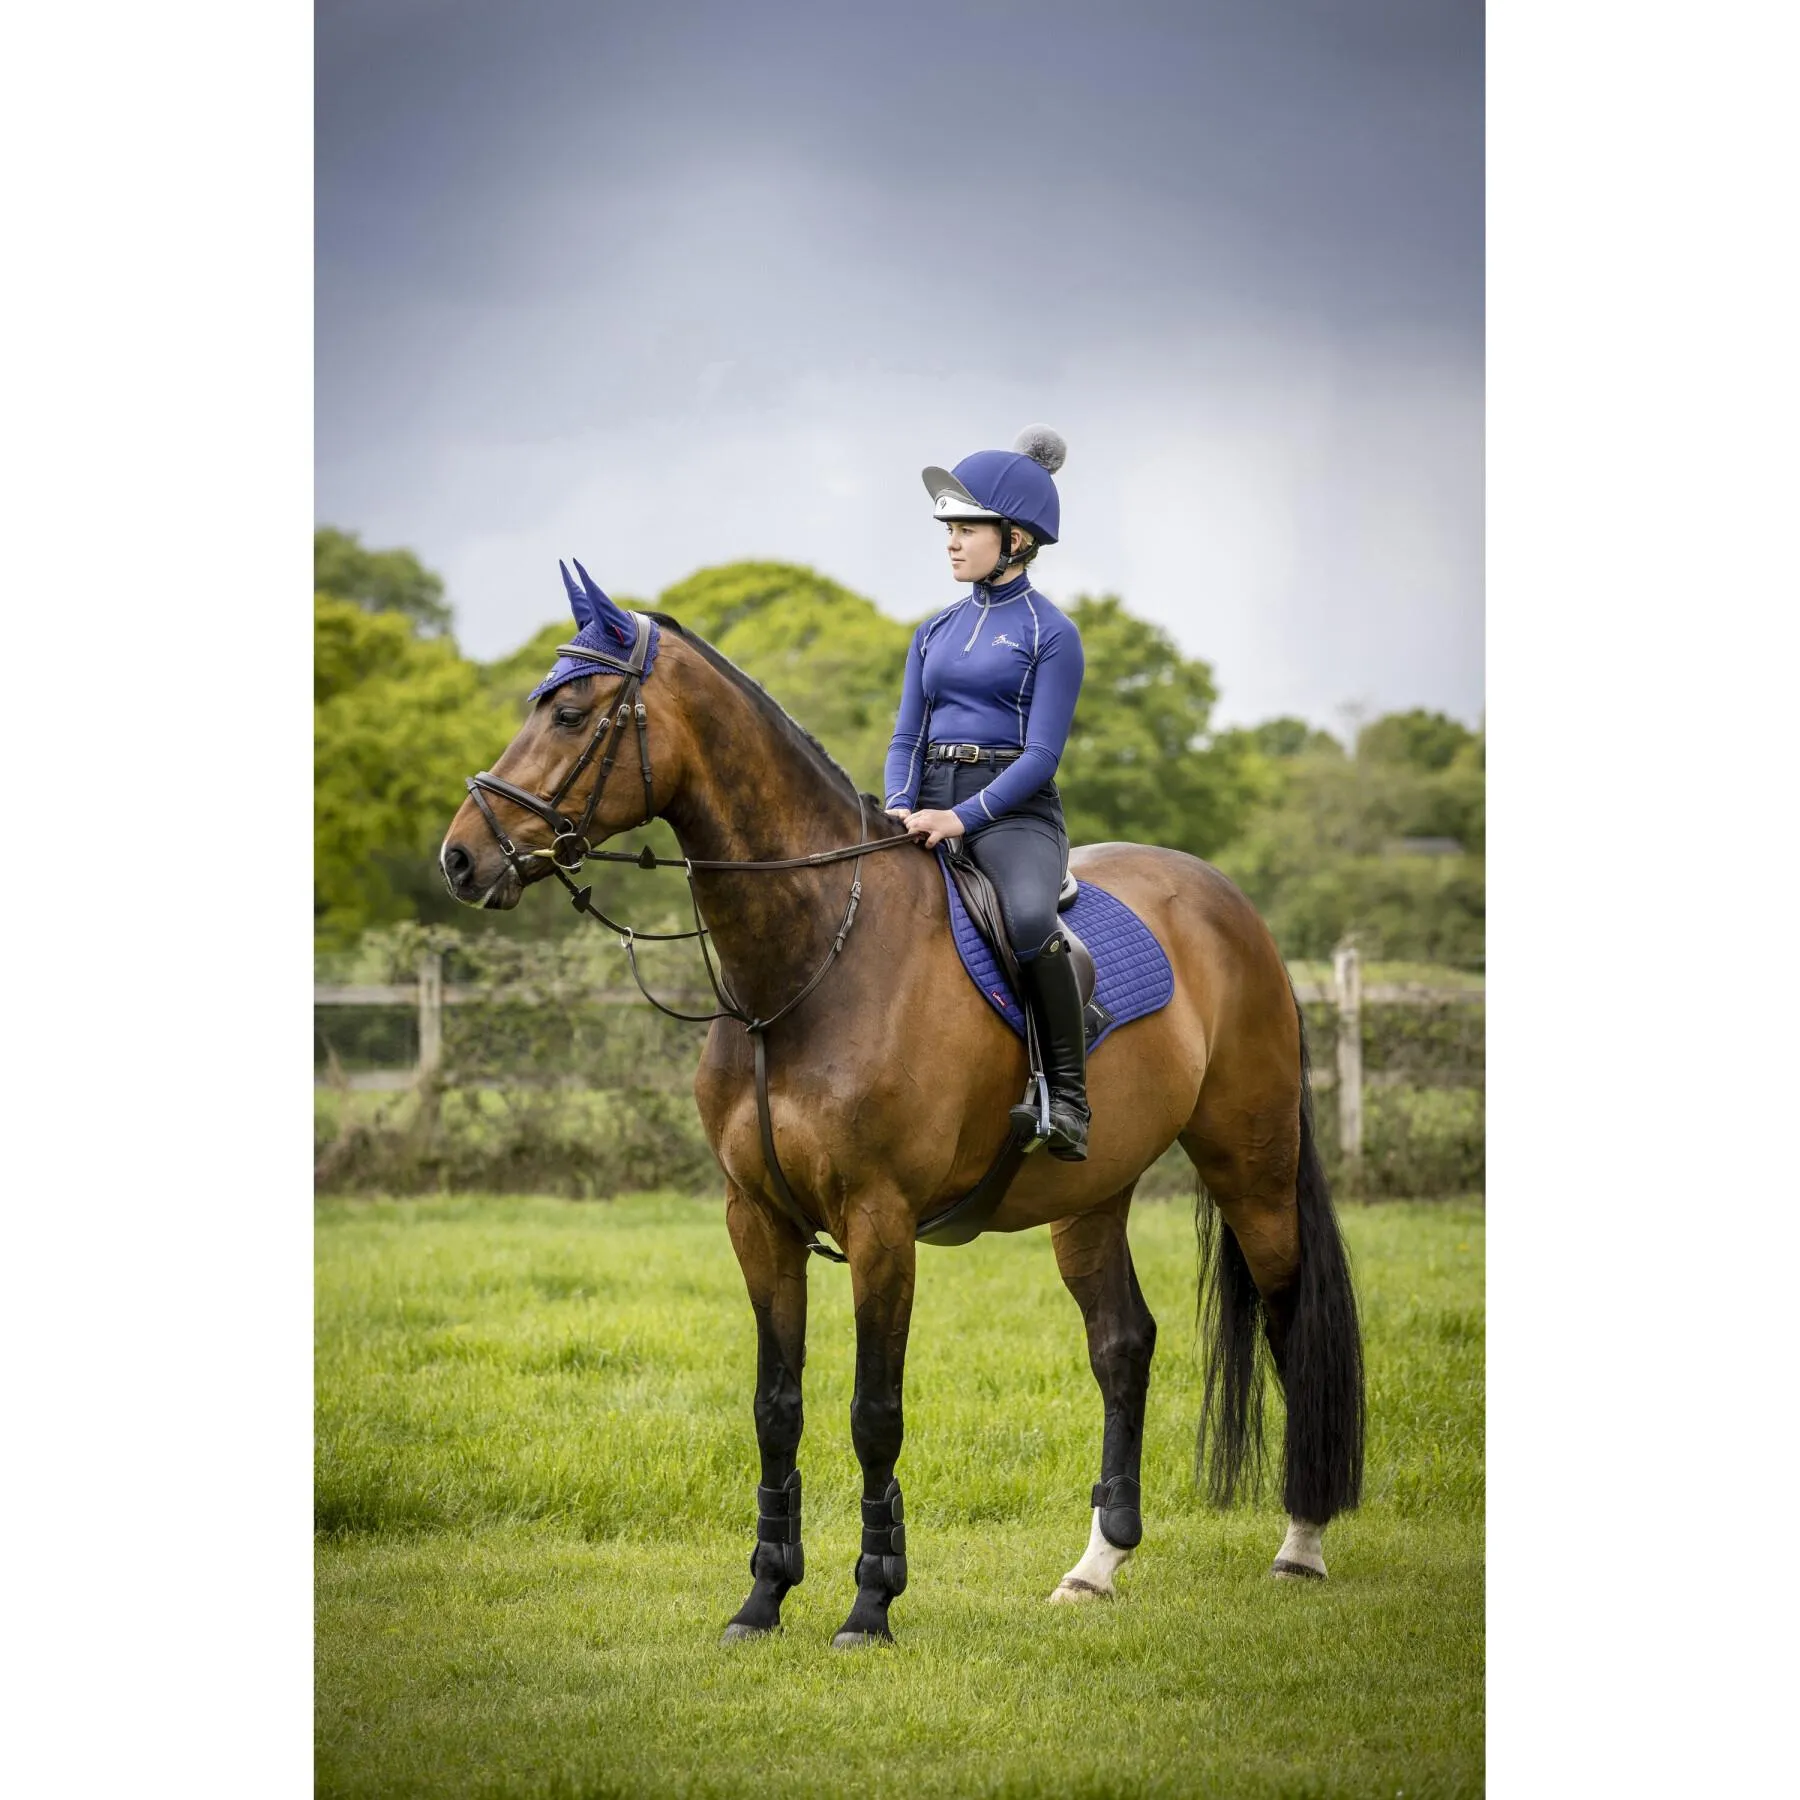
left=439, top=597, right=1364, bottom=1648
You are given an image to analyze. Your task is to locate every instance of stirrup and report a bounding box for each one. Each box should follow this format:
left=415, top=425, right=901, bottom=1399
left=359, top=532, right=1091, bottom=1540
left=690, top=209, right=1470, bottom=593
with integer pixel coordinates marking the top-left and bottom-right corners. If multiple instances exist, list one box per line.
left=1008, top=1072, right=1051, bottom=1153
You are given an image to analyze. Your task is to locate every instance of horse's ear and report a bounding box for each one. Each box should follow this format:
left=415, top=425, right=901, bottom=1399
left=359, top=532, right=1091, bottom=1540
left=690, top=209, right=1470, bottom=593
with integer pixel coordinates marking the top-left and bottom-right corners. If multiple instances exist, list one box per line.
left=560, top=559, right=596, bottom=631
left=573, top=557, right=634, bottom=647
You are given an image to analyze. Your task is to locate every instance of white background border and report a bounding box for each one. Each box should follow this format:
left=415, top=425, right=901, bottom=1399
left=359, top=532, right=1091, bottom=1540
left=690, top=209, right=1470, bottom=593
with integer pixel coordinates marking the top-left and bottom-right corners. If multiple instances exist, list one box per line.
left=2, top=3, right=1796, bottom=1793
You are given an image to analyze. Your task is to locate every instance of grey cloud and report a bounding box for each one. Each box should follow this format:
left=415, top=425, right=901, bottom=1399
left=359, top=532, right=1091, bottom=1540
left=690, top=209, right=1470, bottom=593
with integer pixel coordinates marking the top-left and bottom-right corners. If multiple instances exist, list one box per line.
left=318, top=0, right=1482, bottom=730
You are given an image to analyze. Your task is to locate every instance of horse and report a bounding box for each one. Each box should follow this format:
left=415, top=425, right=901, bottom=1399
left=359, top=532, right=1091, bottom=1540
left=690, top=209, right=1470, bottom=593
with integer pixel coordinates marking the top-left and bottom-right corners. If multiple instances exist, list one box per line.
left=439, top=584, right=1365, bottom=1649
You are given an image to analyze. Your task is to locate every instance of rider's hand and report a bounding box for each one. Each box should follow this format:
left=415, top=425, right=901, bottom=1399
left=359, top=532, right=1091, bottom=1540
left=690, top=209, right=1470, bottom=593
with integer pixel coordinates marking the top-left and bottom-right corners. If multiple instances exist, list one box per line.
left=902, top=808, right=966, bottom=848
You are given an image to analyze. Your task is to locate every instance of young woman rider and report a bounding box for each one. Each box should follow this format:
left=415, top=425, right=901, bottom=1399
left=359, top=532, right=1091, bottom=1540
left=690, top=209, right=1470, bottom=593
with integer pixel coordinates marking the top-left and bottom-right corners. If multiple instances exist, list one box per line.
left=883, top=426, right=1090, bottom=1160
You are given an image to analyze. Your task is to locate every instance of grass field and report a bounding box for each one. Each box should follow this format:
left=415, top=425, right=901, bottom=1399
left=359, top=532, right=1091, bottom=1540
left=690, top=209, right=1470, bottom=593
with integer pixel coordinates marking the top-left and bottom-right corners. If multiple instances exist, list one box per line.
left=317, top=1194, right=1484, bottom=1799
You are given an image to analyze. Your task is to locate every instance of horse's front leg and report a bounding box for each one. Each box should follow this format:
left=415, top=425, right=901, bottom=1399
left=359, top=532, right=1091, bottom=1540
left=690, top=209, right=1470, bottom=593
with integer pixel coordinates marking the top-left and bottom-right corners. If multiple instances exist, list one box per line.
left=832, top=1193, right=916, bottom=1649
left=720, top=1183, right=809, bottom=1644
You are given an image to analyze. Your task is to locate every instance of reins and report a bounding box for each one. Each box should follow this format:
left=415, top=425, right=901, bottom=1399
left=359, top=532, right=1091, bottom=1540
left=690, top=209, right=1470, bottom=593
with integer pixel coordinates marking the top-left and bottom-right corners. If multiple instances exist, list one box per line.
left=463, top=614, right=917, bottom=1261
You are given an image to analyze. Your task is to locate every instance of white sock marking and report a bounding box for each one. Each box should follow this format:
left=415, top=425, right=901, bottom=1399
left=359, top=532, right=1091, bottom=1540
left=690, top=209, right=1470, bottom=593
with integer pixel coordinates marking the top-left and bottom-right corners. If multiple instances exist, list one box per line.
left=1048, top=1508, right=1133, bottom=1603
left=1273, top=1516, right=1327, bottom=1577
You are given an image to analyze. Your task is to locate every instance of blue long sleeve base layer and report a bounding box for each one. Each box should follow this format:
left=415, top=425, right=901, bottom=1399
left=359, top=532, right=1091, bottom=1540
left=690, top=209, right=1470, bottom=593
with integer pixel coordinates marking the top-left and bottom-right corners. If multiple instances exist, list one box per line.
left=883, top=572, right=1086, bottom=833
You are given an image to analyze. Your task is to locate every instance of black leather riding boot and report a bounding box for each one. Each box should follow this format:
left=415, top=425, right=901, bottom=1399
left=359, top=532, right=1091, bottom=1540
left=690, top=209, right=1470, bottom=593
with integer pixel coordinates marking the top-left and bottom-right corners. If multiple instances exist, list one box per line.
left=1021, top=937, right=1090, bottom=1161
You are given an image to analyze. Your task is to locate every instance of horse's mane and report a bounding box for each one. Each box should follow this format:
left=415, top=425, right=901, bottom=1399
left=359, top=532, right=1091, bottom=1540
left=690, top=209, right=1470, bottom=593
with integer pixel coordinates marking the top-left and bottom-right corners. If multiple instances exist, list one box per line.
left=648, top=611, right=868, bottom=807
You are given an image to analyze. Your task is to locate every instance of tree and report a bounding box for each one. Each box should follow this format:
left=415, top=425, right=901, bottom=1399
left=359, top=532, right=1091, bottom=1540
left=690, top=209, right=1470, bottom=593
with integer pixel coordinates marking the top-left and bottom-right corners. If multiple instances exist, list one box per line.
left=1215, top=716, right=1345, bottom=761
left=1355, top=708, right=1474, bottom=773
left=312, top=538, right=1484, bottom=970
left=314, top=596, right=513, bottom=943
left=1213, top=711, right=1486, bottom=967
left=1054, top=595, right=1257, bottom=858
left=657, top=562, right=913, bottom=794
left=315, top=526, right=453, bottom=635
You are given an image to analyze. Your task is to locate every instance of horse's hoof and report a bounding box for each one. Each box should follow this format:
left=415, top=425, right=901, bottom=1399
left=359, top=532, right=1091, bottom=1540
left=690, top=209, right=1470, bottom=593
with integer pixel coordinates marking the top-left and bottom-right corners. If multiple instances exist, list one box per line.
left=831, top=1628, right=894, bottom=1650
left=1270, top=1558, right=1327, bottom=1582
left=1048, top=1577, right=1112, bottom=1604
left=720, top=1621, right=773, bottom=1644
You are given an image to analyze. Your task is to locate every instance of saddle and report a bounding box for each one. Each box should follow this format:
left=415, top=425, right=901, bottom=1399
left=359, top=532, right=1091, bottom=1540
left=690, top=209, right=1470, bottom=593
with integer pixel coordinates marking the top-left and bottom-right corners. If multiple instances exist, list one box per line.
left=916, top=848, right=1176, bottom=1249
left=912, top=849, right=1089, bottom=1250
left=939, top=847, right=1105, bottom=1044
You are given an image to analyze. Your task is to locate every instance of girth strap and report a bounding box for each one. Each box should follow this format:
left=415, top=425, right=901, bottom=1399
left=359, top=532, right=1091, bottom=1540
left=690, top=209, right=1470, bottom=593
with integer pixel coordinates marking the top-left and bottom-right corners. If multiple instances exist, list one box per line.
left=914, top=1128, right=1031, bottom=1247
left=754, top=1022, right=1035, bottom=1259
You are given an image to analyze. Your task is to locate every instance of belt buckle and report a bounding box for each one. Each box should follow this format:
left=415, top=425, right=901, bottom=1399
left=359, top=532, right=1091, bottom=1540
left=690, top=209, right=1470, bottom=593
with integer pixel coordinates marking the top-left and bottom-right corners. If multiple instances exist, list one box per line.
left=955, top=744, right=980, bottom=765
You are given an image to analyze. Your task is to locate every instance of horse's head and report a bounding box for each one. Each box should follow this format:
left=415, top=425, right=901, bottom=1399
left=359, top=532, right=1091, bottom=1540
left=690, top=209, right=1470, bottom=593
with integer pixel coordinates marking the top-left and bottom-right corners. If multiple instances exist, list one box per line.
left=440, top=560, right=690, bottom=909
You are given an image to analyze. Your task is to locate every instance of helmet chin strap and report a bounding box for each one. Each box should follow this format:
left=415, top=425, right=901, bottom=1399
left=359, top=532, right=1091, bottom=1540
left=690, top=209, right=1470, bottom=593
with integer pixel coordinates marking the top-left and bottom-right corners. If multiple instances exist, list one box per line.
left=983, top=521, right=1026, bottom=584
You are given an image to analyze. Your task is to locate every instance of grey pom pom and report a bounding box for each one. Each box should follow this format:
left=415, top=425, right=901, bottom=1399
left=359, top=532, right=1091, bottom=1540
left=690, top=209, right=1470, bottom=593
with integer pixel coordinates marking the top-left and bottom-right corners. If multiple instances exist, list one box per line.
left=1013, top=424, right=1066, bottom=474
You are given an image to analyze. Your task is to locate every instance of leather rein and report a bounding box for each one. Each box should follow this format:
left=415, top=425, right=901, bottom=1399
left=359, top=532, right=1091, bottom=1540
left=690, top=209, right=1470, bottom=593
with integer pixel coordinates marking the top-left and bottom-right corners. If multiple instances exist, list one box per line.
left=463, top=613, right=925, bottom=1261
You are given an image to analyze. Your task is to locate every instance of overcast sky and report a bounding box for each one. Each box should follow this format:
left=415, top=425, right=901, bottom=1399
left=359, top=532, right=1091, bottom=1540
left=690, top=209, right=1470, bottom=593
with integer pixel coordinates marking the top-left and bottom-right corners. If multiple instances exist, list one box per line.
left=317, top=0, right=1482, bottom=732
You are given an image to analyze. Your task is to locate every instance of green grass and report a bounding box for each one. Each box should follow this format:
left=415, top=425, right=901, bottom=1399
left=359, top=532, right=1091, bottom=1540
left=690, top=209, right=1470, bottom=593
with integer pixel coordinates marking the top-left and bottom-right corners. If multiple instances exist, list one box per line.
left=318, top=1194, right=1484, bottom=1799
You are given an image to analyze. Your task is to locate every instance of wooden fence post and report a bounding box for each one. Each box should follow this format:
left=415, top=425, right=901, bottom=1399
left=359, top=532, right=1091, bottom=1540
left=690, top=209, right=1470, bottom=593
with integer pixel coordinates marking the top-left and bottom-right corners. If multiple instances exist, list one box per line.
left=1332, top=941, right=1363, bottom=1180
left=416, top=949, right=444, bottom=1132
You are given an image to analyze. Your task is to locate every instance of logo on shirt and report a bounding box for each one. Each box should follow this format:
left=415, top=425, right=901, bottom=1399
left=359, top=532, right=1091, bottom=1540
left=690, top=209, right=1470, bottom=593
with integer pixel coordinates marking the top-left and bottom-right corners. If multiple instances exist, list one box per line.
left=992, top=633, right=1021, bottom=649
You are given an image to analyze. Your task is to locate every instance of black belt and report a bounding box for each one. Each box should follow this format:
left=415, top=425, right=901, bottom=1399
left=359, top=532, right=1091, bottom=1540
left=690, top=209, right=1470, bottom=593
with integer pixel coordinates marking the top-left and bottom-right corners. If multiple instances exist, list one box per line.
left=927, top=743, right=1023, bottom=766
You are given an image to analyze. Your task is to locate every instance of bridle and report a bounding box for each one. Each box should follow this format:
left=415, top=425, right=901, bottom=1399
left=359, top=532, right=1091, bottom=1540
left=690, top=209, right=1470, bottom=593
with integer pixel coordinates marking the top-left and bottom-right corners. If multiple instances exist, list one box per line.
left=461, top=613, right=917, bottom=1261
left=464, top=616, right=657, bottom=881
left=464, top=609, right=912, bottom=1024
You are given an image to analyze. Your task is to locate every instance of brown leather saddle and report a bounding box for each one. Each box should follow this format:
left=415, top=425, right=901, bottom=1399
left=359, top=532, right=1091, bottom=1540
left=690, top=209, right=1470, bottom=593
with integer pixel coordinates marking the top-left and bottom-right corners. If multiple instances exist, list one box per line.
left=940, top=848, right=1109, bottom=1048
left=908, top=851, right=1113, bottom=1249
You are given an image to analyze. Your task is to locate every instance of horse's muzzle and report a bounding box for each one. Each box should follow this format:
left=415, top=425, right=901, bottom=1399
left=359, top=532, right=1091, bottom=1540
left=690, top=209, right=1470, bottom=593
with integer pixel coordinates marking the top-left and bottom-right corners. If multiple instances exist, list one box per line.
left=440, top=838, right=523, bottom=909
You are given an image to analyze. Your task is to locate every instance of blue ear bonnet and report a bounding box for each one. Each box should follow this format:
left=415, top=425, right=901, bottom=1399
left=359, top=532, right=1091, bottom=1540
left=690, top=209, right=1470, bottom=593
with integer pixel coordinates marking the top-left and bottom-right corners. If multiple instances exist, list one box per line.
left=529, top=559, right=661, bottom=701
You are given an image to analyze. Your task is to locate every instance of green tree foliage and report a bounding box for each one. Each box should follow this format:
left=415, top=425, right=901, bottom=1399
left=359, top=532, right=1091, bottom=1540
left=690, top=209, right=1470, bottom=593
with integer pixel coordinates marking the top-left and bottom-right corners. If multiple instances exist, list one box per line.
left=315, top=596, right=514, bottom=945
left=1355, top=708, right=1474, bottom=773
left=313, top=536, right=1484, bottom=969
left=1215, top=723, right=1487, bottom=967
left=657, top=562, right=913, bottom=794
left=1055, top=595, right=1256, bottom=858
left=1215, top=716, right=1346, bottom=762
left=315, top=526, right=452, bottom=635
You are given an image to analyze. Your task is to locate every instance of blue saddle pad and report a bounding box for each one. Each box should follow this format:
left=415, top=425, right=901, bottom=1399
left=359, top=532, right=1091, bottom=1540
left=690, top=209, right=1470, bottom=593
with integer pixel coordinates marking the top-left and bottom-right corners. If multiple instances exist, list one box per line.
left=940, top=859, right=1174, bottom=1054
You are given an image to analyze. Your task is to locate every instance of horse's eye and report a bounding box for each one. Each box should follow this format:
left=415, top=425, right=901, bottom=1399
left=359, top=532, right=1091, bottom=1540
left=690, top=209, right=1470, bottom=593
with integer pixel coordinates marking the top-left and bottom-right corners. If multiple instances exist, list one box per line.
left=554, top=706, right=586, bottom=728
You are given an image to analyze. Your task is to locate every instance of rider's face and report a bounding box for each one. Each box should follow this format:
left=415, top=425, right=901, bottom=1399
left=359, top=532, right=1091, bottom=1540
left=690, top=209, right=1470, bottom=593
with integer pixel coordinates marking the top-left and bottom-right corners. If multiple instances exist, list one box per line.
left=945, top=519, right=1006, bottom=583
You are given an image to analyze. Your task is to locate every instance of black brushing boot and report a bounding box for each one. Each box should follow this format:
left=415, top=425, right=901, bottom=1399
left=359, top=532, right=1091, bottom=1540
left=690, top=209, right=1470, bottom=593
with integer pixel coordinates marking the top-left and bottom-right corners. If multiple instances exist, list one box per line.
left=1021, top=936, right=1091, bottom=1161
left=832, top=1478, right=907, bottom=1648
left=721, top=1469, right=803, bottom=1642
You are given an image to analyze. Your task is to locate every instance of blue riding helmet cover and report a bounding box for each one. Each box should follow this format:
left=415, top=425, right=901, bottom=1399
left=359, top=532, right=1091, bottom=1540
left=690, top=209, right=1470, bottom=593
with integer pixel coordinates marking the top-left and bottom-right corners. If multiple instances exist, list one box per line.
left=950, top=449, right=1060, bottom=544
left=529, top=558, right=661, bottom=702
left=922, top=425, right=1067, bottom=544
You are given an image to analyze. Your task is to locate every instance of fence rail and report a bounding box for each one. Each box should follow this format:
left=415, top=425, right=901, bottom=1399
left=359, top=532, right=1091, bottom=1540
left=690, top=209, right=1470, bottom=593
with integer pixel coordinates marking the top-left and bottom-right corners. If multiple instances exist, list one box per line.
left=315, top=945, right=1482, bottom=1178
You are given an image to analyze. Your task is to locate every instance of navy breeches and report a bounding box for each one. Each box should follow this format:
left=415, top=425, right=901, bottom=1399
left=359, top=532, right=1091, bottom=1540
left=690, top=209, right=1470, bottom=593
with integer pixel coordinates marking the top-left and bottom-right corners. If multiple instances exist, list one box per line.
left=917, top=761, right=1070, bottom=961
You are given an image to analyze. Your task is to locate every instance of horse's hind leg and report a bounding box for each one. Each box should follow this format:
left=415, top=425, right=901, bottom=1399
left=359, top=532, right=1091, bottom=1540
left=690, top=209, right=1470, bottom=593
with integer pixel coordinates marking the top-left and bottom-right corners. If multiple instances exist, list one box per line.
left=1183, top=1079, right=1362, bottom=1581
left=1047, top=1188, right=1156, bottom=1603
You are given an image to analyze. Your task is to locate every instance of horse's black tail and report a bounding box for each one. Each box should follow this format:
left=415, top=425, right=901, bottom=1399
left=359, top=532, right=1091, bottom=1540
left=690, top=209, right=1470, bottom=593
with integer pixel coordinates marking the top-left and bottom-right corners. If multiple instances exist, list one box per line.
left=1196, top=997, right=1365, bottom=1521
left=1280, top=1004, right=1365, bottom=1520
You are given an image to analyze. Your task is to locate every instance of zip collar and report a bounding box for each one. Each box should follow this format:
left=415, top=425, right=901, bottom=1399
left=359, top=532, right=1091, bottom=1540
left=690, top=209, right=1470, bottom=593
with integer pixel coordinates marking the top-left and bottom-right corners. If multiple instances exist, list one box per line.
left=972, top=570, right=1032, bottom=605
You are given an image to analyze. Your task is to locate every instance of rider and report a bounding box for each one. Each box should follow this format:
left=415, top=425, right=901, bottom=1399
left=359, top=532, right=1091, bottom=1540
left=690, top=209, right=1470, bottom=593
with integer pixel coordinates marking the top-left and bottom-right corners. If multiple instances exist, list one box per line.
left=883, top=426, right=1090, bottom=1161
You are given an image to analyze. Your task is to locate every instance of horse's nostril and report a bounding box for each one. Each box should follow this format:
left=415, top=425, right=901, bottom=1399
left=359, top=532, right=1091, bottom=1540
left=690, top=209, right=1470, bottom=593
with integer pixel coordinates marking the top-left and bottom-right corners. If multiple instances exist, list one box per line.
left=443, top=842, right=473, bottom=884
